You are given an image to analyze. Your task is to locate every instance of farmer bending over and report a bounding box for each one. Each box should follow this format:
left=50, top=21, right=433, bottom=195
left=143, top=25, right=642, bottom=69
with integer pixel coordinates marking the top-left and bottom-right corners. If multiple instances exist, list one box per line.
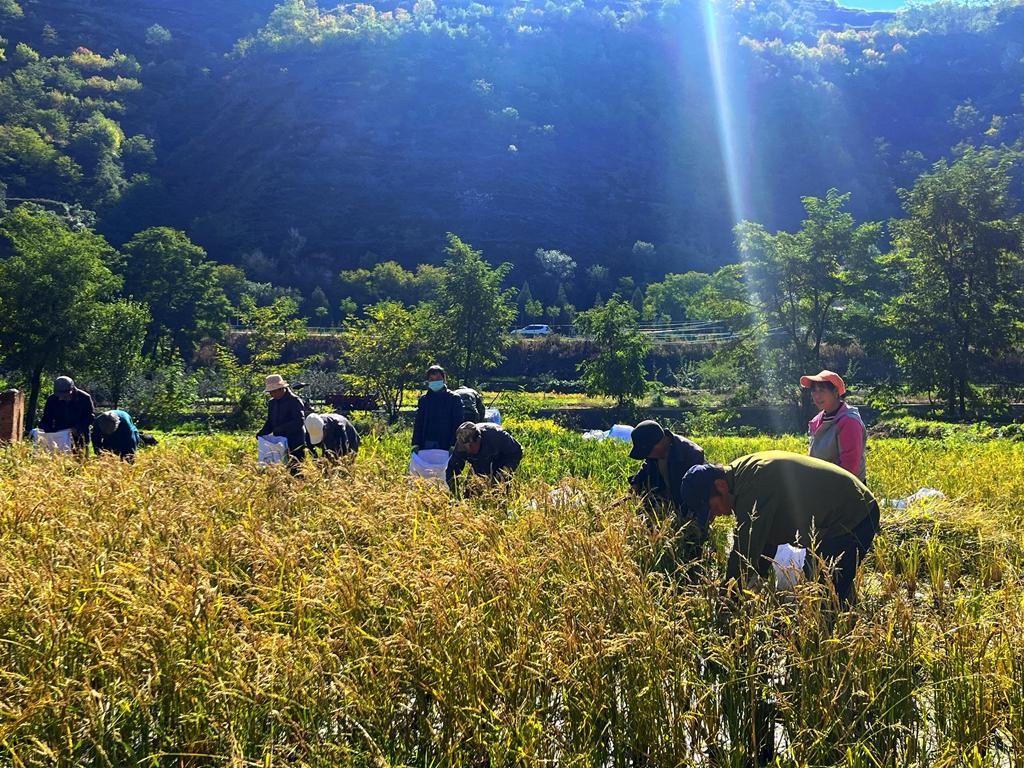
left=627, top=419, right=705, bottom=517
left=91, top=409, right=140, bottom=461
left=305, top=413, right=360, bottom=461
left=446, top=421, right=523, bottom=494
left=680, top=451, right=880, bottom=605
left=627, top=419, right=707, bottom=572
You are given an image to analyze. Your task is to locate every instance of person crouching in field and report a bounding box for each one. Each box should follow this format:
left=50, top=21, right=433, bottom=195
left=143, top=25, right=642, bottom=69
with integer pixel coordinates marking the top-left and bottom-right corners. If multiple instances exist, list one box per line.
left=304, top=413, right=360, bottom=462
left=446, top=421, right=523, bottom=494
left=627, top=419, right=706, bottom=514
left=627, top=420, right=707, bottom=571
left=39, top=375, right=95, bottom=452
left=91, top=409, right=140, bottom=461
left=257, top=374, right=307, bottom=467
left=452, top=385, right=486, bottom=424
left=681, top=451, right=880, bottom=605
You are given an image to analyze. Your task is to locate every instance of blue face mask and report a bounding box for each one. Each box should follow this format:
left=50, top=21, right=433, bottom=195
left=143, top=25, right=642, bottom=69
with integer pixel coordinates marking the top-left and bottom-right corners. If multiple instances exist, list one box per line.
left=427, top=380, right=446, bottom=392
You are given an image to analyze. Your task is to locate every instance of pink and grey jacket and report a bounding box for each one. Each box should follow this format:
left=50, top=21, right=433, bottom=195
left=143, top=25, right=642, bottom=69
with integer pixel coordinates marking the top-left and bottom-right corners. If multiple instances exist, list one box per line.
left=808, top=402, right=867, bottom=482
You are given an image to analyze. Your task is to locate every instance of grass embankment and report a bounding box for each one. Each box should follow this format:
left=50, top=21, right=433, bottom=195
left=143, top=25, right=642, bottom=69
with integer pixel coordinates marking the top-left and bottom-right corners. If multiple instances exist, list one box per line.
left=1, top=422, right=1023, bottom=766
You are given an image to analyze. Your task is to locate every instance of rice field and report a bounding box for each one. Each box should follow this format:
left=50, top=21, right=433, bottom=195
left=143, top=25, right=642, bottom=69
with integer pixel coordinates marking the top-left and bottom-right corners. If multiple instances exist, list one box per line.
left=1, top=420, right=1023, bottom=767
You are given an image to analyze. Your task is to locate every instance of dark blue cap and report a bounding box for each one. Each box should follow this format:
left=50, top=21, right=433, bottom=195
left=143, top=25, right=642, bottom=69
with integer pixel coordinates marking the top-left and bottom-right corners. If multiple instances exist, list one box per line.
left=680, top=463, right=727, bottom=528
left=629, top=420, right=665, bottom=459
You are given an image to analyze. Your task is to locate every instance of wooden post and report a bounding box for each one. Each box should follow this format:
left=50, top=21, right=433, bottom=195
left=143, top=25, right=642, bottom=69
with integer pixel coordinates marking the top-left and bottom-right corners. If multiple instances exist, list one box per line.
left=0, top=389, right=25, bottom=443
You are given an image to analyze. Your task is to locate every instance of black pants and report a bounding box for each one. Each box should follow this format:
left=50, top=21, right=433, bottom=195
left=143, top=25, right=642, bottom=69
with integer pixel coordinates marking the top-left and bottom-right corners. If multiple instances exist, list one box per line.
left=809, top=501, right=880, bottom=605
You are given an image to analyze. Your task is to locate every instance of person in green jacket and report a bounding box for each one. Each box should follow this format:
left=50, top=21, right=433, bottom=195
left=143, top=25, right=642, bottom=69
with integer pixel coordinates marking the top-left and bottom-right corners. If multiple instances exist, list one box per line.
left=680, top=451, right=880, bottom=604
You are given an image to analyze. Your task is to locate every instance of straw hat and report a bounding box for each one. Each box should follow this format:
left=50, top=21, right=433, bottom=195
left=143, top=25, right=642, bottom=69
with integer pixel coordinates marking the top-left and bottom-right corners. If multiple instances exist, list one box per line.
left=264, top=374, right=289, bottom=393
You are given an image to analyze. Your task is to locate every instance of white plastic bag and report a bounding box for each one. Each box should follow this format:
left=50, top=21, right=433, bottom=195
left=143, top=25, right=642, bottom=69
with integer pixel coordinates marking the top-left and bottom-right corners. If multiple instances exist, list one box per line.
left=485, top=407, right=502, bottom=425
left=408, top=448, right=450, bottom=483
left=32, top=428, right=73, bottom=453
left=773, top=544, right=806, bottom=591
left=582, top=429, right=607, bottom=441
left=258, top=435, right=290, bottom=465
left=885, top=487, right=946, bottom=509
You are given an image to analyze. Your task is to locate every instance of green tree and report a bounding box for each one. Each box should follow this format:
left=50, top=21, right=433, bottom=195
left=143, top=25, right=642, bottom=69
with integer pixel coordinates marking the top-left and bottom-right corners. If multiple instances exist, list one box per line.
left=341, top=300, right=436, bottom=420
left=338, top=261, right=443, bottom=309
left=517, top=280, right=533, bottom=318
left=643, top=271, right=712, bottom=322
left=216, top=296, right=309, bottom=428
left=308, top=285, right=331, bottom=323
left=0, top=206, right=120, bottom=426
left=736, top=189, right=881, bottom=391
left=574, top=297, right=650, bottom=407
left=75, top=299, right=150, bottom=406
left=883, top=147, right=1024, bottom=416
left=121, top=227, right=232, bottom=358
left=436, top=234, right=516, bottom=381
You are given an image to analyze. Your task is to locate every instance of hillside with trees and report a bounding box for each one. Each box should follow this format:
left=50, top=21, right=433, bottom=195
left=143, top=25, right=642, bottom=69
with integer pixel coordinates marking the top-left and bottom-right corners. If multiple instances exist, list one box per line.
left=0, top=0, right=1022, bottom=422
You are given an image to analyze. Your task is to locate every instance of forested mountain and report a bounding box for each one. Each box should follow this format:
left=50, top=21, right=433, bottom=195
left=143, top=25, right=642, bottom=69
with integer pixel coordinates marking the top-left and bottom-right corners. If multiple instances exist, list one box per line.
left=2, top=0, right=1023, bottom=303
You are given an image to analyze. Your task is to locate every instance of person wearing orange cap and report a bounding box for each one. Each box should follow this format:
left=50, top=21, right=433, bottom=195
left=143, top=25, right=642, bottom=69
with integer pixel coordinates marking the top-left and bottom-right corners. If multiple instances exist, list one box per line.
left=799, top=370, right=867, bottom=482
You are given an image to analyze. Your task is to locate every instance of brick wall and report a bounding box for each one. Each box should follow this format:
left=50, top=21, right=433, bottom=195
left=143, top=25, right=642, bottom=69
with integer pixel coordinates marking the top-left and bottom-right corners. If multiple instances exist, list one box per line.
left=0, top=389, right=25, bottom=442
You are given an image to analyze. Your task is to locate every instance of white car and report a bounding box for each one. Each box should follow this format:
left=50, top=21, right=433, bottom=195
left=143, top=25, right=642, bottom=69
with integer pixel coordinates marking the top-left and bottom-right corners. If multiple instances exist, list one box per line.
left=511, top=324, right=552, bottom=337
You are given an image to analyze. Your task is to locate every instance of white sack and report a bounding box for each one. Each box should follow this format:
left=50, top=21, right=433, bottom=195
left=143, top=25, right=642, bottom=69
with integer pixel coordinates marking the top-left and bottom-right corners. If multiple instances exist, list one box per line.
left=258, top=435, right=290, bottom=465
left=33, top=428, right=73, bottom=453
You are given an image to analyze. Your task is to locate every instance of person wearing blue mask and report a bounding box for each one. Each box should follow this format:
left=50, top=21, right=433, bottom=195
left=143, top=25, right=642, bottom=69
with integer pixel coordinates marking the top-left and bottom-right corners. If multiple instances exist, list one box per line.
left=411, top=365, right=465, bottom=454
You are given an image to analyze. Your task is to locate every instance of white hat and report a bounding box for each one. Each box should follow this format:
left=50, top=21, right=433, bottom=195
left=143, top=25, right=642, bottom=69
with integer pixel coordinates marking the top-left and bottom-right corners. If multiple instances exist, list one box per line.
left=305, top=413, right=325, bottom=445
left=264, top=374, right=288, bottom=393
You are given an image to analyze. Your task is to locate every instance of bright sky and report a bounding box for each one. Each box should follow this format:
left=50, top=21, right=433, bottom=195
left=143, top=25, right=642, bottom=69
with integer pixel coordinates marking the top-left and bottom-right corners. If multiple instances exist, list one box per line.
left=841, top=0, right=924, bottom=8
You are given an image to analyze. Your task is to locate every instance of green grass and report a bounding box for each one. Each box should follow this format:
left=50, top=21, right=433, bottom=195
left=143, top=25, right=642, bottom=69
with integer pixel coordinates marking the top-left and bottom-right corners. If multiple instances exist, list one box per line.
left=1, top=421, right=1023, bottom=766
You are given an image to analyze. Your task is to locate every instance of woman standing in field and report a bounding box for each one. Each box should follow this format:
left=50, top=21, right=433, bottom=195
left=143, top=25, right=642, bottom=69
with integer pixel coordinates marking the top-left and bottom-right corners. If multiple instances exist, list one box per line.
left=800, top=370, right=867, bottom=482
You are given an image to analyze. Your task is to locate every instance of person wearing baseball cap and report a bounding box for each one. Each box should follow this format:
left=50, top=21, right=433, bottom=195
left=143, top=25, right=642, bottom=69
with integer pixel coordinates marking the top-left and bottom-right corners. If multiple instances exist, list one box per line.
left=627, top=419, right=705, bottom=518
left=680, top=451, right=880, bottom=605
left=39, top=375, right=95, bottom=451
left=304, top=412, right=360, bottom=461
left=799, top=370, right=867, bottom=481
left=256, top=374, right=307, bottom=466
left=445, top=421, right=523, bottom=494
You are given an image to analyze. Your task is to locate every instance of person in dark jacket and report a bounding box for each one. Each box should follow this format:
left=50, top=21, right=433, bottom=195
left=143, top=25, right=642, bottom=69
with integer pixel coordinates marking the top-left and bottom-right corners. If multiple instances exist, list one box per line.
left=305, top=413, right=360, bottom=461
left=681, top=452, right=881, bottom=605
left=39, top=376, right=95, bottom=451
left=627, top=420, right=706, bottom=517
left=452, top=386, right=486, bottom=423
left=627, top=419, right=707, bottom=574
left=91, top=409, right=140, bottom=461
left=412, top=365, right=464, bottom=453
left=446, top=421, right=523, bottom=493
left=257, top=374, right=307, bottom=464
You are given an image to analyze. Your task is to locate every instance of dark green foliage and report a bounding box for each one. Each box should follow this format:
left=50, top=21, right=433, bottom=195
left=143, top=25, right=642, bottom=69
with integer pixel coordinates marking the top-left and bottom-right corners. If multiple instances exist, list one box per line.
left=120, top=227, right=232, bottom=358
left=736, top=189, right=883, bottom=389
left=0, top=205, right=120, bottom=425
left=574, top=297, right=650, bottom=407
left=882, top=147, right=1024, bottom=416
left=436, top=234, right=516, bottom=382
left=73, top=298, right=150, bottom=406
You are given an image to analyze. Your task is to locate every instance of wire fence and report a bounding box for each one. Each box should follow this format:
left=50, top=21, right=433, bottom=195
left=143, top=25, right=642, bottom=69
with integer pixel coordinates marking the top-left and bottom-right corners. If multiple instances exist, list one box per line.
left=228, top=322, right=785, bottom=345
